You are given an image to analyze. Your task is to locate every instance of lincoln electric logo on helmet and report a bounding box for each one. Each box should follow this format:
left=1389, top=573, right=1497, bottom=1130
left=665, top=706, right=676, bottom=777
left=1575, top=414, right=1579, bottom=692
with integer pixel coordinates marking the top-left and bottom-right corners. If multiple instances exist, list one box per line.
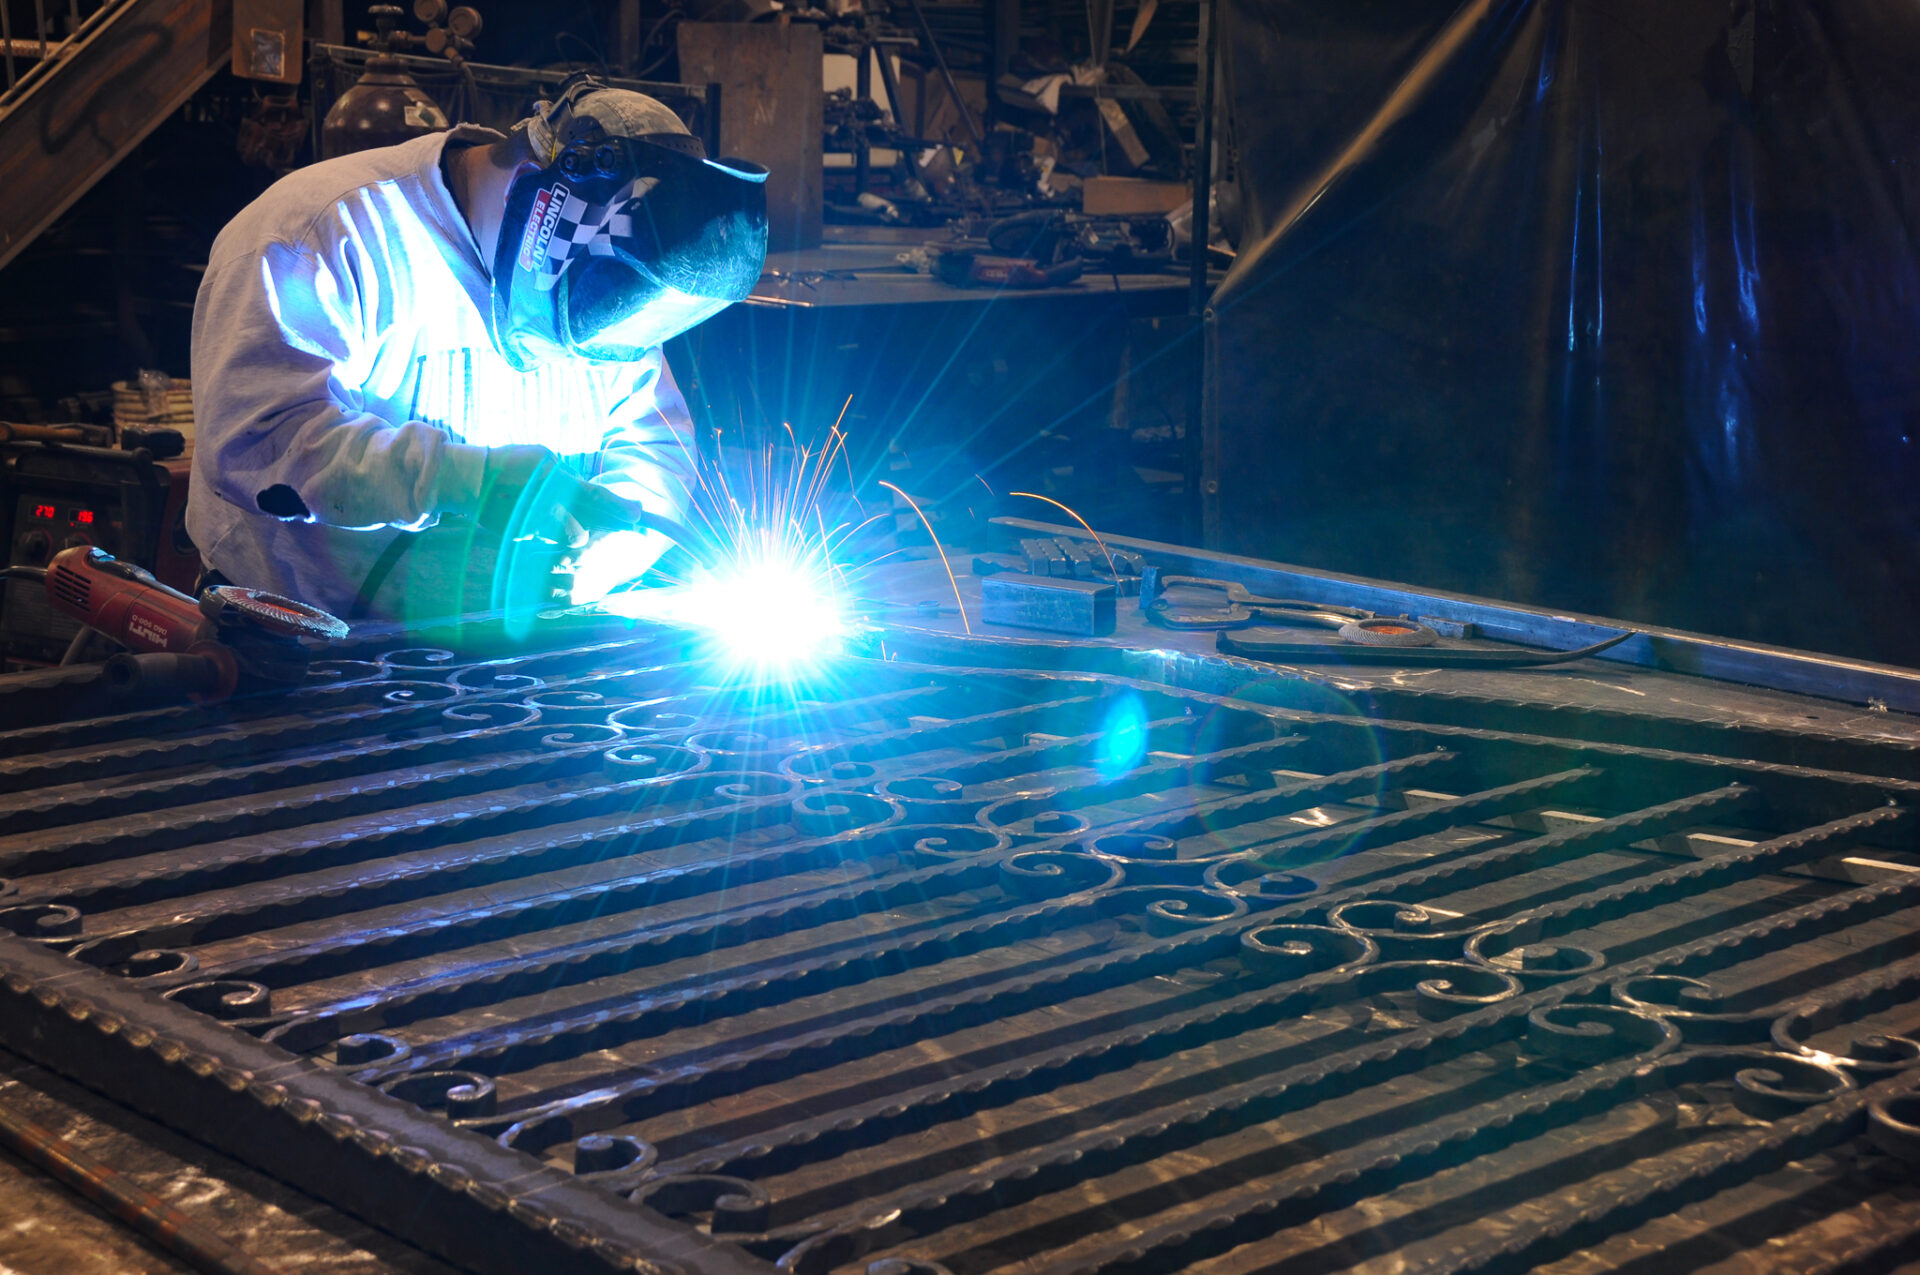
left=516, top=177, right=661, bottom=293
left=486, top=77, right=768, bottom=370
left=516, top=183, right=571, bottom=272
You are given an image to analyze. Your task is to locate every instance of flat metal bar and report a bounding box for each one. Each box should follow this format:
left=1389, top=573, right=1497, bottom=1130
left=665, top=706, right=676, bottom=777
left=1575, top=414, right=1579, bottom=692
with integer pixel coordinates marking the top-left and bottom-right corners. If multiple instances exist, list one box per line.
left=0, top=1099, right=283, bottom=1275
left=1240, top=764, right=1602, bottom=867
left=1015, top=748, right=1462, bottom=847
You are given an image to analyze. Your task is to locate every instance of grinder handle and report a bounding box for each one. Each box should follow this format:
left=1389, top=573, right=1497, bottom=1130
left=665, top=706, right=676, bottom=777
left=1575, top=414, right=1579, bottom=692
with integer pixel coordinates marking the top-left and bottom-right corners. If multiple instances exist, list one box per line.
left=103, top=648, right=240, bottom=700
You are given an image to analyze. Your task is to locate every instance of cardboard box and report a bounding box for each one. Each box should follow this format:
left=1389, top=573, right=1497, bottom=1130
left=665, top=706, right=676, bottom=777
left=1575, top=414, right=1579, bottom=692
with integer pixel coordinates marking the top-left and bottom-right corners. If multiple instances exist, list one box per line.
left=1082, top=176, right=1190, bottom=216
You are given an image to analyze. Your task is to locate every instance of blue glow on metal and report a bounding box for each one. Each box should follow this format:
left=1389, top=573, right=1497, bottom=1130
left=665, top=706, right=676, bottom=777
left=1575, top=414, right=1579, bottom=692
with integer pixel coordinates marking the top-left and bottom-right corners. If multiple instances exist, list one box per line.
left=1096, top=696, right=1150, bottom=779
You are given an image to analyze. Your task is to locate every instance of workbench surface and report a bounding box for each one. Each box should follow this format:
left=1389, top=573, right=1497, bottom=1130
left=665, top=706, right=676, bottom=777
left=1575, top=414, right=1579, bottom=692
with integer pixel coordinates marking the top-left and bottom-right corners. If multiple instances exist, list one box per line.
left=857, top=546, right=1920, bottom=756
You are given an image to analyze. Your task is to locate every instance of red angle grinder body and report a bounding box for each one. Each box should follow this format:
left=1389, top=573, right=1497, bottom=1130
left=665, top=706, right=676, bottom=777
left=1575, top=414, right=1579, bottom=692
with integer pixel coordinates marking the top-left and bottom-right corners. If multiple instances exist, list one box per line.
left=43, top=546, right=348, bottom=699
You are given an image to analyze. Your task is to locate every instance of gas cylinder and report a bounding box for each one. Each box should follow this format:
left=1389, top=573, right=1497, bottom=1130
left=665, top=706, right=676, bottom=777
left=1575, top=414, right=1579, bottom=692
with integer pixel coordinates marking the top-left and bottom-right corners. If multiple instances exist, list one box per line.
left=320, top=4, right=450, bottom=158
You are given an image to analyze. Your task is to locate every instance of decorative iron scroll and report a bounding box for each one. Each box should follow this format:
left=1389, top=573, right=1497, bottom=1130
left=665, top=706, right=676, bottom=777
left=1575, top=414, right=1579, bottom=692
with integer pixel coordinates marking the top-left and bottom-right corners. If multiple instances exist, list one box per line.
left=0, top=628, right=1916, bottom=1274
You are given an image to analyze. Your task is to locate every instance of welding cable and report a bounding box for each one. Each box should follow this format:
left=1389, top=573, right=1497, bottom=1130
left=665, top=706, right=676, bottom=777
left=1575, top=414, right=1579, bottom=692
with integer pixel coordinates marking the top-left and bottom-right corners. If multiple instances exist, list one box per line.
left=0, top=1099, right=284, bottom=1275
left=641, top=512, right=700, bottom=551
left=638, top=512, right=724, bottom=575
left=59, top=626, right=94, bottom=665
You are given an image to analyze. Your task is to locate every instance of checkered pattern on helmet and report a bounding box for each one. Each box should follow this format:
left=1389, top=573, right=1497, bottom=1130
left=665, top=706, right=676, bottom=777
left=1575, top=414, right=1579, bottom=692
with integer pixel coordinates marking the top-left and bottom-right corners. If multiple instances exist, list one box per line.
left=533, top=178, right=657, bottom=292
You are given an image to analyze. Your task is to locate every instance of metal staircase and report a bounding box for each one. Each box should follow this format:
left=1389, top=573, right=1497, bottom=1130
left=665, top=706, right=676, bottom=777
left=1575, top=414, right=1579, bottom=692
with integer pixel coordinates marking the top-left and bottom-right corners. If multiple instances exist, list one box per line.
left=0, top=0, right=232, bottom=273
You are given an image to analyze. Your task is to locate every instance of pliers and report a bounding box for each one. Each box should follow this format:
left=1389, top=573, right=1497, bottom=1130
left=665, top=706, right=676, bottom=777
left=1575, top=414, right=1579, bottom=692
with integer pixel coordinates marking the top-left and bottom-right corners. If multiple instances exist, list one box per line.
left=1141, top=570, right=1635, bottom=668
left=1143, top=573, right=1420, bottom=639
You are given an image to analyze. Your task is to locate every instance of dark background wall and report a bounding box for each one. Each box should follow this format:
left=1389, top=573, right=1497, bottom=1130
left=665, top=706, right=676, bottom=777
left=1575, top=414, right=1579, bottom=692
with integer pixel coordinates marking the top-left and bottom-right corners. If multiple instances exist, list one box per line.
left=1206, top=0, right=1920, bottom=666
left=674, top=292, right=1198, bottom=546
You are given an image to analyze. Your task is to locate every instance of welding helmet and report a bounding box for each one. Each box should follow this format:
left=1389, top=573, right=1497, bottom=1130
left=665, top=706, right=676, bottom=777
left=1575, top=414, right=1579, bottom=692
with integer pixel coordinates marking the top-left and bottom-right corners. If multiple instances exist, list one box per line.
left=489, top=76, right=768, bottom=370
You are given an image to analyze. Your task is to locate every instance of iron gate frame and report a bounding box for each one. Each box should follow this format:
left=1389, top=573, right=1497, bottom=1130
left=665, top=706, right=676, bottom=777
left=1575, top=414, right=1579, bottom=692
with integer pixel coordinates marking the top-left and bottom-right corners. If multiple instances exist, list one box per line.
left=0, top=566, right=1917, bottom=1274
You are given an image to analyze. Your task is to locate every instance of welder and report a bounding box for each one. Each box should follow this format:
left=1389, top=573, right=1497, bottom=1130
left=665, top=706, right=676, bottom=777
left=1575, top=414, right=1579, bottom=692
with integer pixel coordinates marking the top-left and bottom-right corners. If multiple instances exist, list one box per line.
left=185, top=75, right=768, bottom=626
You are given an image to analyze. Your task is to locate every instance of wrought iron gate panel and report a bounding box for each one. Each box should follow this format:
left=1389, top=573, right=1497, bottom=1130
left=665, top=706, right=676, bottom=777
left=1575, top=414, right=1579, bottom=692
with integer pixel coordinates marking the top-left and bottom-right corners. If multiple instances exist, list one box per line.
left=0, top=629, right=1917, bottom=1275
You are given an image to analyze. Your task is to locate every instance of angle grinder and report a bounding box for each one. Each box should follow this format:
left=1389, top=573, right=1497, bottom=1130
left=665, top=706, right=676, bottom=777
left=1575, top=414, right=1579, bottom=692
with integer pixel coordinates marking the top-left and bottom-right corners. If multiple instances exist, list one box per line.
left=18, top=546, right=348, bottom=700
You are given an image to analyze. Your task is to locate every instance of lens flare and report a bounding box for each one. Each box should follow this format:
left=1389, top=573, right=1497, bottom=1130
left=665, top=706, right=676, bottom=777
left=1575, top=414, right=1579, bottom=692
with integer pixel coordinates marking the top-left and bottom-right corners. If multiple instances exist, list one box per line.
left=1097, top=695, right=1150, bottom=778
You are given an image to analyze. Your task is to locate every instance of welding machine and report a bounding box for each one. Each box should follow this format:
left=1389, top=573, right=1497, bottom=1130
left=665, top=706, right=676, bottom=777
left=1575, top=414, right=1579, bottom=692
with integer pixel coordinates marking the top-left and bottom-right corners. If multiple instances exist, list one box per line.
left=1, top=438, right=198, bottom=666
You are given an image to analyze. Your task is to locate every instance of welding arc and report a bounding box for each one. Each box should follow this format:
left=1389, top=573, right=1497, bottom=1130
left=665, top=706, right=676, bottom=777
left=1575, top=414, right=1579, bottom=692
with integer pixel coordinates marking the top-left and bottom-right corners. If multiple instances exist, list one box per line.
left=0, top=1099, right=284, bottom=1275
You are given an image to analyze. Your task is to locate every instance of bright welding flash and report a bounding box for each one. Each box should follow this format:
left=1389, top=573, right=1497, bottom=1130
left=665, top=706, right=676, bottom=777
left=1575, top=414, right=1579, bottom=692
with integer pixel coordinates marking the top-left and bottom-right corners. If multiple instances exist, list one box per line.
left=701, top=555, right=846, bottom=664
left=588, top=544, right=848, bottom=669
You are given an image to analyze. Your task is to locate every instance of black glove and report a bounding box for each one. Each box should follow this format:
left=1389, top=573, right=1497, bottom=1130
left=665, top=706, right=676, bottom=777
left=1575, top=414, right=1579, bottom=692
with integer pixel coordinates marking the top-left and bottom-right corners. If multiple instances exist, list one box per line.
left=474, top=445, right=646, bottom=549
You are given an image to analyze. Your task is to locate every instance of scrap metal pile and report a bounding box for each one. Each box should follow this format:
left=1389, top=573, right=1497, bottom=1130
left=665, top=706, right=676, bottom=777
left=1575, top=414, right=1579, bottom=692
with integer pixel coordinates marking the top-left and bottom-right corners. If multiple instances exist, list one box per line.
left=1, top=620, right=1918, bottom=1274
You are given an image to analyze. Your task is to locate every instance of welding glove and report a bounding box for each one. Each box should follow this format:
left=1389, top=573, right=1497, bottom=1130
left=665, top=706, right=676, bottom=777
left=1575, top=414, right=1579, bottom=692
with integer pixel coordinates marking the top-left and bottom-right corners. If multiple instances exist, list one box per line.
left=473, top=445, right=647, bottom=549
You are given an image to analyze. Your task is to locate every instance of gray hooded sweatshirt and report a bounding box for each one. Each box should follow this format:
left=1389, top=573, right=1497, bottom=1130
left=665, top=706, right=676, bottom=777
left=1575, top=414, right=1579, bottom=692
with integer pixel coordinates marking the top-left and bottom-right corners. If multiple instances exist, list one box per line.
left=186, top=124, right=696, bottom=625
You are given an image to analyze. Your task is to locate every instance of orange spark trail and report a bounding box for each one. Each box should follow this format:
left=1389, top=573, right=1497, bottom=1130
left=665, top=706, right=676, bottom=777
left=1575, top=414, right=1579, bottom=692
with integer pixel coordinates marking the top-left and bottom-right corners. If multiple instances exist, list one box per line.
left=878, top=481, right=971, bottom=634
left=800, top=425, right=846, bottom=522
left=1008, top=492, right=1117, bottom=580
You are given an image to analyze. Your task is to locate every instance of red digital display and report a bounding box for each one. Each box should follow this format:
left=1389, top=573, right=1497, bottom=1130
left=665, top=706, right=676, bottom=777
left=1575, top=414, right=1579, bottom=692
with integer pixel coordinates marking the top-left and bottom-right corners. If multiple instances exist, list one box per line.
left=31, top=504, right=56, bottom=520
left=75, top=509, right=94, bottom=525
